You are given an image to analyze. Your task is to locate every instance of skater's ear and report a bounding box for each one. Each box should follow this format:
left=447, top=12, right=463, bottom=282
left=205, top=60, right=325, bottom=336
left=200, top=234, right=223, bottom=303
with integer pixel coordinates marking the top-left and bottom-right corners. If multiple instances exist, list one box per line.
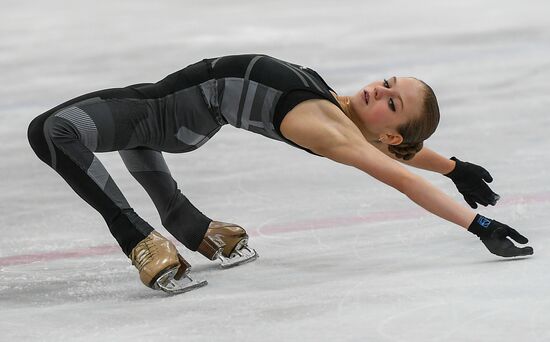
left=378, top=132, right=403, bottom=146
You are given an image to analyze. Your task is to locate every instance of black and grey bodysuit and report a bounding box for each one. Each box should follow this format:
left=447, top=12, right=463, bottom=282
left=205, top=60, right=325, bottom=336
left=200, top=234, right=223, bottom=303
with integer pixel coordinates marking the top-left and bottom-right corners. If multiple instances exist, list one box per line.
left=27, top=54, right=342, bottom=256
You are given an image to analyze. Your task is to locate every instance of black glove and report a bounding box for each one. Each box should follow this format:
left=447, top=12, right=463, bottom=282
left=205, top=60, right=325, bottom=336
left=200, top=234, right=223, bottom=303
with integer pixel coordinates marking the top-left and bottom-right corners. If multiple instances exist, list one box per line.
left=444, top=156, right=500, bottom=209
left=468, top=214, right=534, bottom=257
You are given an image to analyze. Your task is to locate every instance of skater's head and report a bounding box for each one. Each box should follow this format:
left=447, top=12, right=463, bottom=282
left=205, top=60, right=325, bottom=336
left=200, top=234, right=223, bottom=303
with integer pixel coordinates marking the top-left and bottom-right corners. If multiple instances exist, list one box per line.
left=347, top=77, right=440, bottom=160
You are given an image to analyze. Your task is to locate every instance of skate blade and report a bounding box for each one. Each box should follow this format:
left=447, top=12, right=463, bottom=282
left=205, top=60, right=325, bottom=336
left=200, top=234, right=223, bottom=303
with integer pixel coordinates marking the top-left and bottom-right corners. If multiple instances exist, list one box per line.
left=154, top=268, right=208, bottom=295
left=219, top=245, right=259, bottom=269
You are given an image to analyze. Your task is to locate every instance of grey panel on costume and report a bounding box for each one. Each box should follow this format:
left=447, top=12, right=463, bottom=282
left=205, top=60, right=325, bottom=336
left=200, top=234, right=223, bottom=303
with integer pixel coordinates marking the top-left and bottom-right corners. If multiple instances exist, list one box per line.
left=297, top=68, right=324, bottom=93
left=248, top=120, right=267, bottom=128
left=248, top=125, right=272, bottom=137
left=172, top=86, right=218, bottom=135
left=239, top=81, right=258, bottom=130
left=44, top=115, right=96, bottom=170
left=104, top=177, right=131, bottom=210
left=77, top=99, right=116, bottom=151
left=87, top=156, right=110, bottom=190
left=88, top=156, right=131, bottom=210
left=211, top=57, right=221, bottom=68
left=176, top=126, right=211, bottom=146
left=118, top=148, right=176, bottom=224
left=54, top=106, right=98, bottom=151
left=249, top=84, right=268, bottom=122
left=284, top=63, right=324, bottom=93
left=220, top=78, right=245, bottom=127
left=260, top=87, right=283, bottom=140
left=119, top=149, right=170, bottom=174
left=168, top=85, right=223, bottom=150
left=245, top=55, right=263, bottom=80
left=199, top=79, right=220, bottom=111
left=219, top=77, right=283, bottom=141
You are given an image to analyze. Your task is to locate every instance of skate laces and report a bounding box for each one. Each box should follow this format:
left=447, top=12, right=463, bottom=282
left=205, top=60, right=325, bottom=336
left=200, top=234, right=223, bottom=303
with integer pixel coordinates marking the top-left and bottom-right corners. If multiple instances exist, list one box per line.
left=131, top=238, right=159, bottom=271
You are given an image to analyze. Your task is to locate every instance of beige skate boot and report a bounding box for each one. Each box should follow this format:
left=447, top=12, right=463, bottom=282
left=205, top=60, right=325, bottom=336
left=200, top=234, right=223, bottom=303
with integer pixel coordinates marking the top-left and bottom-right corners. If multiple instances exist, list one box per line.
left=197, top=221, right=258, bottom=268
left=129, top=231, right=207, bottom=294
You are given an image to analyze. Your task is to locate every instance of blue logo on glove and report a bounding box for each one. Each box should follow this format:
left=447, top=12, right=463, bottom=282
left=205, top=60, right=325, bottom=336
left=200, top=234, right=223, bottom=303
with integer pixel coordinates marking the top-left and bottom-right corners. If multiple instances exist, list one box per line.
left=477, top=216, right=492, bottom=228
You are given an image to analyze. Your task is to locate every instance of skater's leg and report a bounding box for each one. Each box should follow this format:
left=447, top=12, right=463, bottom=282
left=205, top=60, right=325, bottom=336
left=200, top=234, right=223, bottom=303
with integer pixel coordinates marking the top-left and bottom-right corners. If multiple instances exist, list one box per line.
left=27, top=61, right=220, bottom=291
left=119, top=148, right=212, bottom=250
left=27, top=88, right=156, bottom=255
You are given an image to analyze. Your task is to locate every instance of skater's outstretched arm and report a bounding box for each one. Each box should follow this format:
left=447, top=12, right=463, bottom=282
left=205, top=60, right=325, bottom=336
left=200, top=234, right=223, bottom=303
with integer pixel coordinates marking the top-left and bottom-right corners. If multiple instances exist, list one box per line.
left=284, top=107, right=533, bottom=258
left=373, top=144, right=501, bottom=209
left=375, top=143, right=454, bottom=173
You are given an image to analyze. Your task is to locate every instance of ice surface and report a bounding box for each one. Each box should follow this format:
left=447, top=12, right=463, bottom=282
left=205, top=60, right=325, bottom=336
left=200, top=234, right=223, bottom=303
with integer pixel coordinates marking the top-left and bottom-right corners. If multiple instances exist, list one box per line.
left=1, top=0, right=550, bottom=341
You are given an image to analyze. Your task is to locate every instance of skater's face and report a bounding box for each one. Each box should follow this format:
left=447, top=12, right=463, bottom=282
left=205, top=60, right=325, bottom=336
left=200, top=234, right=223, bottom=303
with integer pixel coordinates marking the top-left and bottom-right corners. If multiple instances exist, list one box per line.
left=349, top=77, right=424, bottom=143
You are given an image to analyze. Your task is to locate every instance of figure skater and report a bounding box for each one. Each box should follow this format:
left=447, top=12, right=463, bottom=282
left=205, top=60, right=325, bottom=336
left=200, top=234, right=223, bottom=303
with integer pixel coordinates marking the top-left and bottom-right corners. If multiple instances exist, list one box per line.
left=27, top=54, right=533, bottom=294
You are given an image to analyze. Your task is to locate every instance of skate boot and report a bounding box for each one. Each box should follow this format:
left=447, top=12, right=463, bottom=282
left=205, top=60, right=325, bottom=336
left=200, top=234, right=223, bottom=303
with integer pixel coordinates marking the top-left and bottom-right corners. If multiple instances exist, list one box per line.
left=197, top=221, right=258, bottom=268
left=129, top=231, right=207, bottom=294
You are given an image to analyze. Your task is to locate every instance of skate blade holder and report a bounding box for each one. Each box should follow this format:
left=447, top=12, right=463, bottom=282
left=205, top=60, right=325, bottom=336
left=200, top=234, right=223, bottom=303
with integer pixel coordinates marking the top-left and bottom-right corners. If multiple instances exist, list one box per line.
left=154, top=267, right=207, bottom=295
left=218, top=240, right=259, bottom=268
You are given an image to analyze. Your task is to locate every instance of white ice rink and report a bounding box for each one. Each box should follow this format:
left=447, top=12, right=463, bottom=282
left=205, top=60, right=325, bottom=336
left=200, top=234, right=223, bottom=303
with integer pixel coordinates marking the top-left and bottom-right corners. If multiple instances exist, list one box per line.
left=2, top=0, right=550, bottom=341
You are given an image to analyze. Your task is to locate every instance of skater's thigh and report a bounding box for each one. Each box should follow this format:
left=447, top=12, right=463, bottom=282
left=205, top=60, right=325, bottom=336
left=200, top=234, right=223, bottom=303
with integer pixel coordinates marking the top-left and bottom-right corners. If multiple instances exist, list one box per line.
left=42, top=87, right=160, bottom=153
left=70, top=96, right=153, bottom=152
left=29, top=87, right=146, bottom=164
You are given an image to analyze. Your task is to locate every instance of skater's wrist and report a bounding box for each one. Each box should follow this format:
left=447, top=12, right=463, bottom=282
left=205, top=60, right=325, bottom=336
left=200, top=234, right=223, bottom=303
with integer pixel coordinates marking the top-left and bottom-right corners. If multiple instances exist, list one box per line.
left=443, top=157, right=460, bottom=178
left=442, top=157, right=457, bottom=176
left=467, top=214, right=494, bottom=239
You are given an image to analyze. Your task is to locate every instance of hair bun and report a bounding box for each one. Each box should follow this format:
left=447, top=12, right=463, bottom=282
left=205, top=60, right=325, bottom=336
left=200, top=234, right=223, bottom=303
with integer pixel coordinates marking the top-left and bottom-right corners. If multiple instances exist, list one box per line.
left=387, top=141, right=423, bottom=160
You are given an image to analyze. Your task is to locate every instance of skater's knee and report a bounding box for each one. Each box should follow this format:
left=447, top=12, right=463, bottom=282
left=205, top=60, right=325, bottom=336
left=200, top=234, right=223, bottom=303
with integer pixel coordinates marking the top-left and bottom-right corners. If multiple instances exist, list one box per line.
left=27, top=111, right=82, bottom=165
left=27, top=113, right=53, bottom=163
left=44, top=115, right=78, bottom=141
left=45, top=107, right=100, bottom=151
left=27, top=115, right=42, bottom=149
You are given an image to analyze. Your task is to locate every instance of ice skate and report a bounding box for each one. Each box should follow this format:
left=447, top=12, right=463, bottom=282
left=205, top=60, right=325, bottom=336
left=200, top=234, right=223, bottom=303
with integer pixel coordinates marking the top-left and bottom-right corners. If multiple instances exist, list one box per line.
left=197, top=221, right=258, bottom=268
left=129, top=231, right=207, bottom=294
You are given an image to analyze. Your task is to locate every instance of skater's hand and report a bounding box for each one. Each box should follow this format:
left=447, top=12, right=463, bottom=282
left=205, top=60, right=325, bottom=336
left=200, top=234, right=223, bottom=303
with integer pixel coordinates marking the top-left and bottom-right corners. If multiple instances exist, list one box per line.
left=468, top=214, right=534, bottom=258
left=444, top=156, right=500, bottom=209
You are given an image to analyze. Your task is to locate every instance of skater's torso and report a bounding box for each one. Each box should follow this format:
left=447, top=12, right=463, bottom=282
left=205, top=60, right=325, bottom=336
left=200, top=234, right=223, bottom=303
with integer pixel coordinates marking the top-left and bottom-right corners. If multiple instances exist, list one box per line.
left=50, top=54, right=346, bottom=156
left=200, top=54, right=344, bottom=155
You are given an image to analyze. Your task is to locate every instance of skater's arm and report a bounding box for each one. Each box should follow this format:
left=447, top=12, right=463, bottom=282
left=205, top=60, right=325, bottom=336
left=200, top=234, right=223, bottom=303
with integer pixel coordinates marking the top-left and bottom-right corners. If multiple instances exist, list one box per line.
left=374, top=143, right=456, bottom=174
left=316, top=134, right=475, bottom=228
left=315, top=139, right=532, bottom=256
left=282, top=106, right=533, bottom=257
left=282, top=104, right=474, bottom=228
left=372, top=141, right=500, bottom=209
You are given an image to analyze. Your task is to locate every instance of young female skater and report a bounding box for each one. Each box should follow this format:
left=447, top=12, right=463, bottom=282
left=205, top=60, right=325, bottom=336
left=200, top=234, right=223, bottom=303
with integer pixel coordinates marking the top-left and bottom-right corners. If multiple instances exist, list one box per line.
left=27, top=54, right=533, bottom=294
